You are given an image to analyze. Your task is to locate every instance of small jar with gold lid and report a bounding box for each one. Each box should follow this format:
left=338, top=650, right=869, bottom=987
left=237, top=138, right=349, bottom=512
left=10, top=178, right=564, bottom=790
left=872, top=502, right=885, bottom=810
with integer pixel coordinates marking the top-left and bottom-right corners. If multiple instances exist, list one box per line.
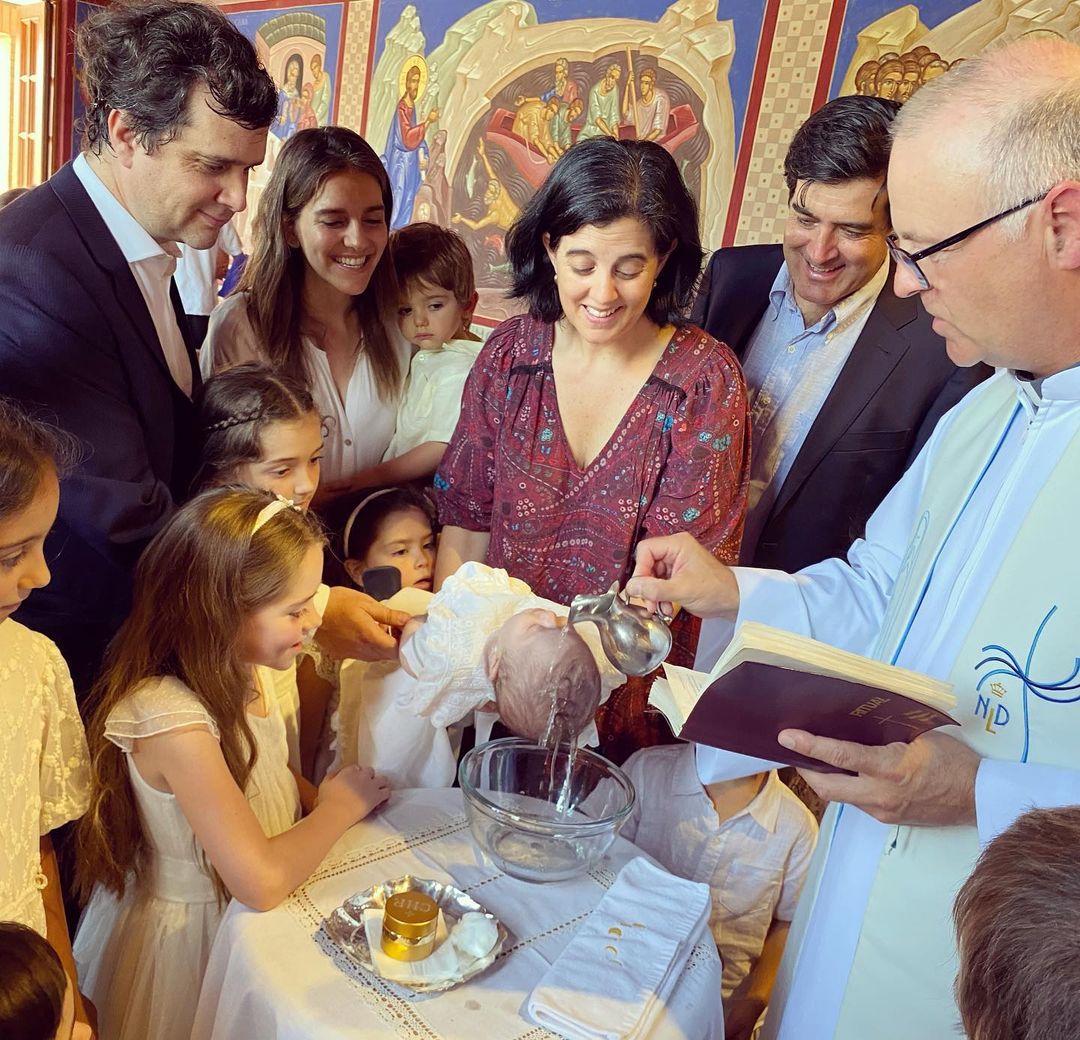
left=381, top=891, right=439, bottom=962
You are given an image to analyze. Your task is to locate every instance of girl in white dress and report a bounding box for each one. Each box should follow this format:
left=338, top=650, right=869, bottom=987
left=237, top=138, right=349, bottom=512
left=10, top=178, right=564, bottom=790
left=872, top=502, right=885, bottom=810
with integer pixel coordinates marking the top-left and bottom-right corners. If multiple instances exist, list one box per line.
left=201, top=127, right=411, bottom=497
left=73, top=488, right=390, bottom=1040
left=0, top=400, right=92, bottom=1034
left=197, top=362, right=326, bottom=771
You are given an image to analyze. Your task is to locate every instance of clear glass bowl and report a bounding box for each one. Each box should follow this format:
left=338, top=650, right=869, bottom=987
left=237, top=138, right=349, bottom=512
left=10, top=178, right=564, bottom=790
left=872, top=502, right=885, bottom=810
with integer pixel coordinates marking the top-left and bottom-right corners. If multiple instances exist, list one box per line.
left=458, top=738, right=636, bottom=883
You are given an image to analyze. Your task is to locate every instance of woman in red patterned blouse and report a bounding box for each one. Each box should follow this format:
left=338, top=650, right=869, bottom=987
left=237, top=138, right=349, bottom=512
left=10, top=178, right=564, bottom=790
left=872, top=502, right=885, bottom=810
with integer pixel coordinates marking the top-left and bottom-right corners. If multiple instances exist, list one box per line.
left=435, top=138, right=750, bottom=761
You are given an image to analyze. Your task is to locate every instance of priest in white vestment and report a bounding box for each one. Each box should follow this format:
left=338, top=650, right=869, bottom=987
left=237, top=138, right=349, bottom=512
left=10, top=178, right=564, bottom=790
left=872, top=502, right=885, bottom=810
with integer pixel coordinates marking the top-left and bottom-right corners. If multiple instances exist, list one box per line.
left=628, top=38, right=1080, bottom=1040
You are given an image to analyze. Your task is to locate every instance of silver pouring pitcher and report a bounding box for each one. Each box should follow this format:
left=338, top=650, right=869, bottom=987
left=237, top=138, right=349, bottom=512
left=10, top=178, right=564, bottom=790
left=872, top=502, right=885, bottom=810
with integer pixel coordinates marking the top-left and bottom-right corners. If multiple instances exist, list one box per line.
left=568, top=582, right=673, bottom=677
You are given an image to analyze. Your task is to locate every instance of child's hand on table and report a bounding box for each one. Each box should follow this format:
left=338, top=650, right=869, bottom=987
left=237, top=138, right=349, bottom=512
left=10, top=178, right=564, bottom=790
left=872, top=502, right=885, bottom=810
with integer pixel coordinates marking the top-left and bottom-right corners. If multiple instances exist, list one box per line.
left=318, top=765, right=391, bottom=823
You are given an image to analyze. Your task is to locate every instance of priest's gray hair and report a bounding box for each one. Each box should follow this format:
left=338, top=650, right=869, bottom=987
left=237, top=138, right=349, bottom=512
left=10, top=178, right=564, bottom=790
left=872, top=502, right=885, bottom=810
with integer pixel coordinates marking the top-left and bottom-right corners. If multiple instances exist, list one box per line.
left=892, top=37, right=1080, bottom=240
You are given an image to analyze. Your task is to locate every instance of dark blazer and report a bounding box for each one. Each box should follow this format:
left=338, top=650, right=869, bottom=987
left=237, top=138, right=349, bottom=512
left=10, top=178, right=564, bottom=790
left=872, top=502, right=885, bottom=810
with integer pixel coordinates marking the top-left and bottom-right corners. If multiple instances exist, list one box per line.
left=693, top=243, right=991, bottom=573
left=0, top=162, right=201, bottom=689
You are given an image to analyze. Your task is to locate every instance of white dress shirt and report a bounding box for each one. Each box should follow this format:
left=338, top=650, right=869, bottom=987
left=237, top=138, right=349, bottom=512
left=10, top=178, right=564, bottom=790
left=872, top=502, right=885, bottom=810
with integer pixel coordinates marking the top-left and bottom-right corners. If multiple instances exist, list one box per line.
left=72, top=153, right=192, bottom=397
left=174, top=219, right=242, bottom=317
left=620, top=745, right=818, bottom=999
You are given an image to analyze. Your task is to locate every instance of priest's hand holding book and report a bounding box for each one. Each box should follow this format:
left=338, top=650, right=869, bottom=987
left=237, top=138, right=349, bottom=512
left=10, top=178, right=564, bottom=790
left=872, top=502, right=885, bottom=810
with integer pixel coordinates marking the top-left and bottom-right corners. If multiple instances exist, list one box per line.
left=630, top=534, right=982, bottom=827
left=783, top=728, right=980, bottom=827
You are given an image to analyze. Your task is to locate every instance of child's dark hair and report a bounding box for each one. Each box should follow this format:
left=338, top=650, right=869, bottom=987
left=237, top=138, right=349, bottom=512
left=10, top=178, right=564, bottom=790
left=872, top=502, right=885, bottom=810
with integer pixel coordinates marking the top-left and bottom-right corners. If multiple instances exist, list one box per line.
left=390, top=222, right=476, bottom=305
left=954, top=806, right=1080, bottom=1040
left=195, top=363, right=320, bottom=491
left=0, top=396, right=80, bottom=523
left=342, top=486, right=438, bottom=563
left=0, top=922, right=67, bottom=1040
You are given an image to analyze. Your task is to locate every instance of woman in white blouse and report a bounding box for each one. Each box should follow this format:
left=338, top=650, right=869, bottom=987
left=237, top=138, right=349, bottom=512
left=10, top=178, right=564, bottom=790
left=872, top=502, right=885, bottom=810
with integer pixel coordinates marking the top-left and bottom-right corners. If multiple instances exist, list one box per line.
left=202, top=128, right=409, bottom=495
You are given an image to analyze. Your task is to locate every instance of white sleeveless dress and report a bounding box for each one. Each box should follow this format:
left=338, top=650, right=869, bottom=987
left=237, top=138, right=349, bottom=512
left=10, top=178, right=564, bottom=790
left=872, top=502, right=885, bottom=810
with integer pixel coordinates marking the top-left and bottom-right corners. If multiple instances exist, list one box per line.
left=73, top=676, right=300, bottom=1040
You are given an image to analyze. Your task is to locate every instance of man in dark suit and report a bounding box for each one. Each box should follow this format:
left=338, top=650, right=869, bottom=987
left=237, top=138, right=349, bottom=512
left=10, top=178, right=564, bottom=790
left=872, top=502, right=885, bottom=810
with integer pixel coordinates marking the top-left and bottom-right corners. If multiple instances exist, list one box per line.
left=694, top=96, right=990, bottom=575
left=0, top=1, right=405, bottom=694
left=0, top=1, right=276, bottom=690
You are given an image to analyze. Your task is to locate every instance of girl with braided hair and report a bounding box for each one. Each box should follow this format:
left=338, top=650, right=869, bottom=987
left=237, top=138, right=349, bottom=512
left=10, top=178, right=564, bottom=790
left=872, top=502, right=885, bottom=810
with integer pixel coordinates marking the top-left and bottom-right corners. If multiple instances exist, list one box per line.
left=196, top=363, right=328, bottom=773
left=195, top=362, right=324, bottom=510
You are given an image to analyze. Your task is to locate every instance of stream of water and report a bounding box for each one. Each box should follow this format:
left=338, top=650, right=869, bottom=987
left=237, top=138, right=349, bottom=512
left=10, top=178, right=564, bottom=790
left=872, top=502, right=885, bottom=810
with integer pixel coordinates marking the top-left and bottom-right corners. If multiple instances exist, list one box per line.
left=539, top=623, right=580, bottom=818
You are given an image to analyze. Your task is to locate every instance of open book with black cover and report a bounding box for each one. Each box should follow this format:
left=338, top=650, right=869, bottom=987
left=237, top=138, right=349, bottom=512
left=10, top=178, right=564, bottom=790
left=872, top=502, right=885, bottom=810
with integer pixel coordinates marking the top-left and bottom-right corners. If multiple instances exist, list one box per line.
left=649, top=622, right=959, bottom=774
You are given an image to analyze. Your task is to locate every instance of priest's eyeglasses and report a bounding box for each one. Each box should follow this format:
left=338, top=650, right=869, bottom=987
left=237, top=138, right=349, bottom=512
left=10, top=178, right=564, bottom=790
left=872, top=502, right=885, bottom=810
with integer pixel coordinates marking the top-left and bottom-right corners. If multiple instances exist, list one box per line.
left=886, top=190, right=1050, bottom=291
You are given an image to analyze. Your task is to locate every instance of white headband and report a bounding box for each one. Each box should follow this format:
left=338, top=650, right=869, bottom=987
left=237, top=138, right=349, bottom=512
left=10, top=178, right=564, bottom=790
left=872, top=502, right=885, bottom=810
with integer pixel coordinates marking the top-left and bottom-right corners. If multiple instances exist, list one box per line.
left=252, top=494, right=300, bottom=534
left=343, top=487, right=400, bottom=556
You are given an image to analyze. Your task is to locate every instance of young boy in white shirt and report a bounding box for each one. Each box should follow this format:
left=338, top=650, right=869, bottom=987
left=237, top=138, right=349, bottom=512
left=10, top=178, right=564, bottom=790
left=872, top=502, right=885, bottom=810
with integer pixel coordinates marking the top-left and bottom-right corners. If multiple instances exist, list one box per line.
left=620, top=744, right=818, bottom=1040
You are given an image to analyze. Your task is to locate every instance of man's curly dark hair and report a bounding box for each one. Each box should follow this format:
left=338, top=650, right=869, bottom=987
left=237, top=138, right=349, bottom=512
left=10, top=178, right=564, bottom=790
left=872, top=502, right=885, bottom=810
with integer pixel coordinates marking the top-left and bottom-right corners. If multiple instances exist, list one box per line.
left=76, top=0, right=277, bottom=155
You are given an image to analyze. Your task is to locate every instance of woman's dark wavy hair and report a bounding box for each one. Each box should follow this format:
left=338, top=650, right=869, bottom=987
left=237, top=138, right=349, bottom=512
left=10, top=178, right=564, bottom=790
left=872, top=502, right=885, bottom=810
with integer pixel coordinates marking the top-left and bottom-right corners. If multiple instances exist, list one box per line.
left=77, top=0, right=278, bottom=155
left=238, top=127, right=402, bottom=401
left=506, top=137, right=704, bottom=327
left=0, top=396, right=80, bottom=524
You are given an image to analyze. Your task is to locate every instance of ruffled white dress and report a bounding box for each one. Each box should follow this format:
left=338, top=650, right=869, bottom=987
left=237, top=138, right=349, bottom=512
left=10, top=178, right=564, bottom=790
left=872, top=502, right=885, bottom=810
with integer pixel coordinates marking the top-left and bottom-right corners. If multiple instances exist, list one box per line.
left=0, top=619, right=90, bottom=935
left=73, top=676, right=300, bottom=1040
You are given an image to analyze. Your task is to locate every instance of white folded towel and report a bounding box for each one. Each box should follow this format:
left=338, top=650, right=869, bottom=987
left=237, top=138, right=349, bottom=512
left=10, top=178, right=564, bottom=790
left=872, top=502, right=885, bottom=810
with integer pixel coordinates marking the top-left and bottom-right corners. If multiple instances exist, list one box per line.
left=526, top=856, right=711, bottom=1040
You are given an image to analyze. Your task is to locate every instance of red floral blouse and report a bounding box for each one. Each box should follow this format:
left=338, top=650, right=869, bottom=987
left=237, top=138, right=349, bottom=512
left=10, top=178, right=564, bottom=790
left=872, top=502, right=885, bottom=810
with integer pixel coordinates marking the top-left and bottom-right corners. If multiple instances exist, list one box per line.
left=436, top=313, right=749, bottom=601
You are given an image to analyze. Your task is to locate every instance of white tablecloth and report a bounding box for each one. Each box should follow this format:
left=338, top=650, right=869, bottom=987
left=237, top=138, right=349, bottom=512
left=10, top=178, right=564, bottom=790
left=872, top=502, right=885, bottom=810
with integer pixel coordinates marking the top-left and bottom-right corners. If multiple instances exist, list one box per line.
left=192, top=788, right=723, bottom=1040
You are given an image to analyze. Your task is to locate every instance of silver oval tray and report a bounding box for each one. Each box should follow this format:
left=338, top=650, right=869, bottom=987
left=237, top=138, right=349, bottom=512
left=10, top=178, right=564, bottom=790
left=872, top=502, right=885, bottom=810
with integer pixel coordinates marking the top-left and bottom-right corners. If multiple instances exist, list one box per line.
left=324, top=874, right=509, bottom=993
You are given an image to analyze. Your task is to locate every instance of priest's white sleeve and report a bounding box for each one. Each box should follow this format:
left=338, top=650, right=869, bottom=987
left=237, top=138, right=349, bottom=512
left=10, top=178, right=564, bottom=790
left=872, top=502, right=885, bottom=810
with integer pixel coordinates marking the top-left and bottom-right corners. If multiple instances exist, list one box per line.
left=725, top=419, right=942, bottom=658
left=975, top=760, right=1080, bottom=845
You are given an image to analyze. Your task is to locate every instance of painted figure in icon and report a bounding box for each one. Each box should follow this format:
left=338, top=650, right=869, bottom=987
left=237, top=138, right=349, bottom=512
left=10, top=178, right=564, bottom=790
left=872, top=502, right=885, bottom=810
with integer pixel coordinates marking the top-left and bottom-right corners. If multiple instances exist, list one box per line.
left=382, top=55, right=440, bottom=229
left=452, top=139, right=520, bottom=232
left=272, top=52, right=304, bottom=141
left=540, top=56, right=579, bottom=107
left=309, top=52, right=332, bottom=126
left=550, top=97, right=584, bottom=158
left=577, top=62, right=622, bottom=141
left=512, top=94, right=562, bottom=162
left=625, top=66, right=669, bottom=142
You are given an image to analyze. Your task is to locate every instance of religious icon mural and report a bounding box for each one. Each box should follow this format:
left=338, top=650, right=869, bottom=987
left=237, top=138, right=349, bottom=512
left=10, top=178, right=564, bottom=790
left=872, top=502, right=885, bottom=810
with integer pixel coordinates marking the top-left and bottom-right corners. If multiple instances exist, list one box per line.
left=221, top=1, right=346, bottom=242
left=225, top=4, right=344, bottom=134
left=832, top=0, right=1078, bottom=100
left=366, top=0, right=740, bottom=322
left=61, top=0, right=1080, bottom=323
left=851, top=48, right=955, bottom=102
left=382, top=55, right=441, bottom=229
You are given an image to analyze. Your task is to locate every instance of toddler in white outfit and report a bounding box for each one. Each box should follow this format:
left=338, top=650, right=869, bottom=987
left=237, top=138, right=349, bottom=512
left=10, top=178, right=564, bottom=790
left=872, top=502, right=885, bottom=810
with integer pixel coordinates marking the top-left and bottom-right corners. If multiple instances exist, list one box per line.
left=347, top=221, right=483, bottom=492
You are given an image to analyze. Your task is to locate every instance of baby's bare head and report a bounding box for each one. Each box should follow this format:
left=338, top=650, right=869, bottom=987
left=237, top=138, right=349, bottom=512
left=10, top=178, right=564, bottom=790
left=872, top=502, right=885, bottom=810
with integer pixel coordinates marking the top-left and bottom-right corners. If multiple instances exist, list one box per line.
left=486, top=609, right=601, bottom=742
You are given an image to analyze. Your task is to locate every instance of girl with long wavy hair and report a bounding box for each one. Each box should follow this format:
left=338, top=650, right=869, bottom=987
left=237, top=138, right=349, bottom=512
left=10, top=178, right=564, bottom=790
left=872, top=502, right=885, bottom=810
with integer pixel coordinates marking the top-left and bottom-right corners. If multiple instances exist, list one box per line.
left=72, top=488, right=389, bottom=1040
left=202, top=127, right=409, bottom=500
